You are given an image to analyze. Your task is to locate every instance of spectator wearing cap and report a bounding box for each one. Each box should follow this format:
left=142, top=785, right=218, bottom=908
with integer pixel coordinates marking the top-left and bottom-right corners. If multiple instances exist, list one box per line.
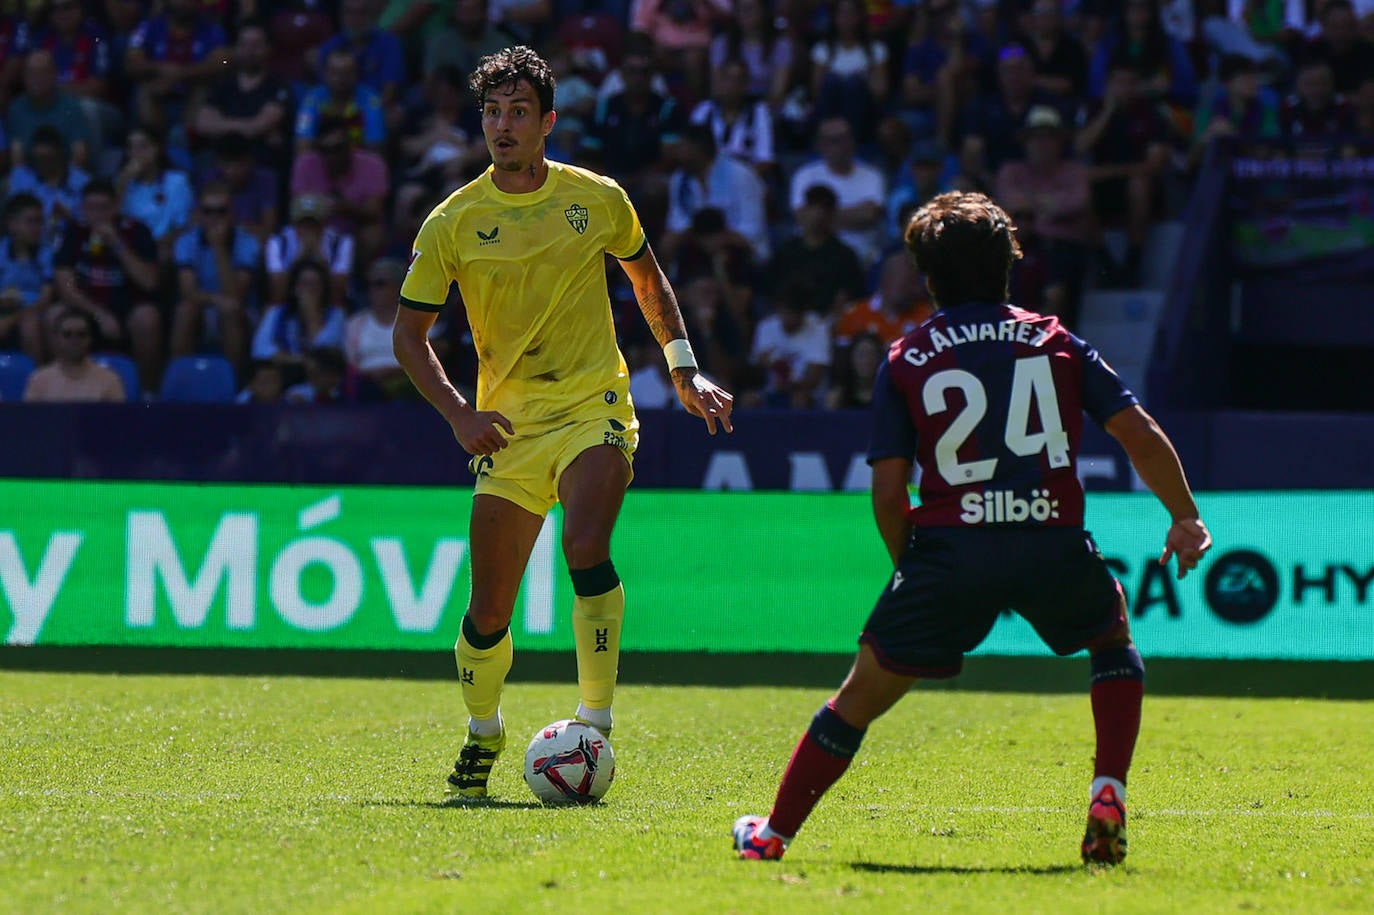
left=689, top=56, right=776, bottom=176
left=290, top=114, right=389, bottom=266
left=194, top=20, right=292, bottom=171
left=265, top=194, right=355, bottom=308
left=0, top=193, right=55, bottom=362
left=6, top=125, right=89, bottom=246
left=295, top=45, right=387, bottom=154
left=768, top=183, right=865, bottom=317
left=664, top=123, right=770, bottom=262
left=995, top=104, right=1094, bottom=326
left=124, top=0, right=230, bottom=133
left=22, top=307, right=125, bottom=402
left=170, top=181, right=262, bottom=369
left=957, top=43, right=1065, bottom=182
left=7, top=49, right=95, bottom=169
left=201, top=134, right=280, bottom=247
left=788, top=117, right=887, bottom=266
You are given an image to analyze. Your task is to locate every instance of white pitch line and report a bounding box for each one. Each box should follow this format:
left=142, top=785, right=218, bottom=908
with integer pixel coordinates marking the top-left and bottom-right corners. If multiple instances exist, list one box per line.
left=1, top=790, right=1370, bottom=819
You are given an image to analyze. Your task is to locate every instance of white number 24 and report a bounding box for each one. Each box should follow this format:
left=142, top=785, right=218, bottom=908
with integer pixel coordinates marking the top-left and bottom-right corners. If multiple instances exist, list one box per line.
left=921, top=355, right=1070, bottom=486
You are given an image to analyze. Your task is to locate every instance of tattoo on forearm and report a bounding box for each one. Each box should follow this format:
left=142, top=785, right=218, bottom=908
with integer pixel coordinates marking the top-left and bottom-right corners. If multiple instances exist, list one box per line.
left=636, top=286, right=687, bottom=347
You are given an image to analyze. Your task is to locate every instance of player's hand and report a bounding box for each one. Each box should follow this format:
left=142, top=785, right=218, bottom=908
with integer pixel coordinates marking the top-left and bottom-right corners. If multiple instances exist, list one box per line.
left=451, top=408, right=514, bottom=456
left=672, top=368, right=734, bottom=435
left=1159, top=518, right=1212, bottom=580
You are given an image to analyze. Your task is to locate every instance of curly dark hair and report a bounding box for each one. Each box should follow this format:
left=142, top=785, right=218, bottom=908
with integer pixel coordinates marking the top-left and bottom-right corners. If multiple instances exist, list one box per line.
left=468, top=45, right=556, bottom=115
left=904, top=191, right=1022, bottom=308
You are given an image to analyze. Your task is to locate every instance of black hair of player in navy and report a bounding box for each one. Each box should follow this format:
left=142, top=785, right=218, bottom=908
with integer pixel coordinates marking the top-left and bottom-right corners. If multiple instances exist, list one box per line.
left=904, top=191, right=1022, bottom=308
left=469, top=45, right=557, bottom=116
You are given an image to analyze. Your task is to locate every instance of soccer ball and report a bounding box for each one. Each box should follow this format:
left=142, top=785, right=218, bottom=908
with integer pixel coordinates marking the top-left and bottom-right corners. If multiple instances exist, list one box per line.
left=523, top=719, right=615, bottom=805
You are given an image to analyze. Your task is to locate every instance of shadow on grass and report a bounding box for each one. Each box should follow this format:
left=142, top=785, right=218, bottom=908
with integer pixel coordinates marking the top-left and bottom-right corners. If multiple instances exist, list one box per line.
left=850, top=861, right=1082, bottom=876
left=7, top=647, right=1373, bottom=699
left=361, top=798, right=547, bottom=811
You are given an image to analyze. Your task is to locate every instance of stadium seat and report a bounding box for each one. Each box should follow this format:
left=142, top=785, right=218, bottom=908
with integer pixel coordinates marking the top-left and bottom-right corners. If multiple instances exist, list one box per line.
left=91, top=353, right=140, bottom=402
left=0, top=352, right=35, bottom=401
left=160, top=356, right=236, bottom=403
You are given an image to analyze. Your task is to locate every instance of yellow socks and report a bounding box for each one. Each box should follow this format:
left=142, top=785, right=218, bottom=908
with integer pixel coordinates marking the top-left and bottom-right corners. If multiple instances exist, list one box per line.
left=570, top=561, right=624, bottom=720
left=455, top=616, right=513, bottom=732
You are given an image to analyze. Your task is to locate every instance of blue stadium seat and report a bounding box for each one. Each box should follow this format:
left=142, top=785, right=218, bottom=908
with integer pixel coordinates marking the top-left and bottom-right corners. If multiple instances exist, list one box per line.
left=91, top=353, right=140, bottom=402
left=0, top=352, right=35, bottom=401
left=160, top=356, right=236, bottom=404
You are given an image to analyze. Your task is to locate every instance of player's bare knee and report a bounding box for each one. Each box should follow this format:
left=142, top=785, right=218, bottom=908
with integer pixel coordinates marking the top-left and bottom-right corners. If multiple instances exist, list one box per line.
left=463, top=605, right=514, bottom=636
left=561, top=532, right=611, bottom=570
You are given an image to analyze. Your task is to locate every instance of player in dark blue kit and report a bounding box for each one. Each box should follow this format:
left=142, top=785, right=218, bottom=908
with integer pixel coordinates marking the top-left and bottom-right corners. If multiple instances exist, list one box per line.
left=733, top=192, right=1212, bottom=865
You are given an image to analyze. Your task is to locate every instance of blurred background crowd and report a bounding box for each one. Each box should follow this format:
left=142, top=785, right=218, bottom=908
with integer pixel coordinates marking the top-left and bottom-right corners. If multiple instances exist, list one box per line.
left=0, top=0, right=1370, bottom=409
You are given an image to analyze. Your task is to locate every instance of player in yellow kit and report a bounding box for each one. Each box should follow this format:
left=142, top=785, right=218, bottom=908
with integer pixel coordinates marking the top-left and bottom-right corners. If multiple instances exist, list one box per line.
left=393, top=45, right=734, bottom=798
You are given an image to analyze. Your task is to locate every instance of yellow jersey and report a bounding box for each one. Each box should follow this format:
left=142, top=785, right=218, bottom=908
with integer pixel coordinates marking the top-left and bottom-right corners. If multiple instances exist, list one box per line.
left=400, top=160, right=648, bottom=435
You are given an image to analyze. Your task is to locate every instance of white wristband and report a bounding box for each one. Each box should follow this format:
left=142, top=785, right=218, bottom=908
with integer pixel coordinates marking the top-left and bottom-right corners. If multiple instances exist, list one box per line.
left=663, top=338, right=698, bottom=371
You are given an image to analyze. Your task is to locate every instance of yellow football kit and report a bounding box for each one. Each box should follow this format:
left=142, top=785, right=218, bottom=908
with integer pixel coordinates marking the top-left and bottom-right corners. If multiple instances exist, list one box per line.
left=400, top=160, right=646, bottom=515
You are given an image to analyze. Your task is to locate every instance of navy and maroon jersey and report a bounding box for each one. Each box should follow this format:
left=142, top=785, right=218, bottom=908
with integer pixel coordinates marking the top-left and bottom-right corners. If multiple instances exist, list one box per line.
left=868, top=302, right=1137, bottom=529
left=54, top=217, right=158, bottom=316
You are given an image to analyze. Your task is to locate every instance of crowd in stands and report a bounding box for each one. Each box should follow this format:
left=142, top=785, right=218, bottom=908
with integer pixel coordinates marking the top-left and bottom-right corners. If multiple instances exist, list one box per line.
left=1, top=0, right=1372, bottom=409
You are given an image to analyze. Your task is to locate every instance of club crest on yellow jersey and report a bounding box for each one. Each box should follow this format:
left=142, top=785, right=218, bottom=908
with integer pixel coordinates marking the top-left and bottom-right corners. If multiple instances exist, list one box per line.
left=564, top=204, right=589, bottom=234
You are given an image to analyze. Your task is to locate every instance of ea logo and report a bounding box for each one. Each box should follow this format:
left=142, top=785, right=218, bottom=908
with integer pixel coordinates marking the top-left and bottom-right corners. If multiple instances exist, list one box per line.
left=1204, top=549, right=1279, bottom=624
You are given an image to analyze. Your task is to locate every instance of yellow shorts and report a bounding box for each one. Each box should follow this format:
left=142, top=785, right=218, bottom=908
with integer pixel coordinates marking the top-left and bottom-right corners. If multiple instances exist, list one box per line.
left=468, top=413, right=640, bottom=516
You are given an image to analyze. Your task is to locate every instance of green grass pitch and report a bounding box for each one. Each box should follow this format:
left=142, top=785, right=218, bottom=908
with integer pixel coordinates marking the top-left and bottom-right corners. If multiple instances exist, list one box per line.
left=2, top=670, right=1371, bottom=914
